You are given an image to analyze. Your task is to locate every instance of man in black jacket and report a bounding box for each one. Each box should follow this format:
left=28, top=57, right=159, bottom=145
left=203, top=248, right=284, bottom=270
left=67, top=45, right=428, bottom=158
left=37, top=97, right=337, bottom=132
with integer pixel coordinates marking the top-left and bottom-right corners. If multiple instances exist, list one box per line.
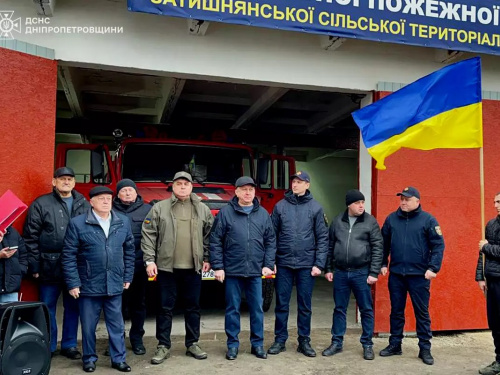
left=0, top=227, right=27, bottom=302
left=210, top=176, right=276, bottom=361
left=23, top=167, right=90, bottom=358
left=477, top=192, right=500, bottom=375
left=322, top=189, right=383, bottom=360
left=112, top=179, right=151, bottom=355
left=267, top=171, right=329, bottom=357
left=378, top=186, right=445, bottom=366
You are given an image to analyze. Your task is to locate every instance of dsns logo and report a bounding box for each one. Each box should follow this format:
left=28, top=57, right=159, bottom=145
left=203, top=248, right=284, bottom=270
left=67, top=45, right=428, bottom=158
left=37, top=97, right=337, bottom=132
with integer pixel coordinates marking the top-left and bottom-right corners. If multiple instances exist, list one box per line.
left=0, top=11, right=22, bottom=40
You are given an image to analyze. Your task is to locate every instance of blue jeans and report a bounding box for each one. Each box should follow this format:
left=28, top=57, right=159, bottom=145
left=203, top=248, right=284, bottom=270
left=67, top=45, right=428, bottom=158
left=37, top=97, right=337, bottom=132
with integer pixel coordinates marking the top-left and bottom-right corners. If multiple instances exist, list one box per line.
left=225, top=276, right=264, bottom=348
left=39, top=283, right=80, bottom=353
left=331, top=268, right=374, bottom=347
left=0, top=293, right=18, bottom=302
left=274, top=266, right=315, bottom=344
left=388, top=273, right=432, bottom=350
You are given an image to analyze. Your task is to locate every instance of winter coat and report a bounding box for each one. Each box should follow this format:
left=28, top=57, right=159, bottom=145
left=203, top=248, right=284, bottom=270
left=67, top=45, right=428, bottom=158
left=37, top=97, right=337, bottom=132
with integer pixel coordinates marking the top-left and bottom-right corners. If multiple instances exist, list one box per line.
left=0, top=227, right=28, bottom=293
left=61, top=209, right=135, bottom=296
left=271, top=190, right=329, bottom=270
left=476, top=215, right=500, bottom=280
left=210, top=196, right=276, bottom=277
left=382, top=205, right=445, bottom=276
left=325, top=210, right=383, bottom=278
left=141, top=194, right=213, bottom=273
left=113, top=195, right=151, bottom=268
left=23, top=189, right=90, bottom=283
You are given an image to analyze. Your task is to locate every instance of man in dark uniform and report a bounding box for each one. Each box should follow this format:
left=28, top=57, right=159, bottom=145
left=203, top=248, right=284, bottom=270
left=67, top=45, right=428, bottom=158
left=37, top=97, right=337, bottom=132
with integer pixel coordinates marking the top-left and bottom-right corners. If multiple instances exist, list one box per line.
left=267, top=171, right=329, bottom=357
left=24, top=167, right=90, bottom=358
left=62, top=186, right=135, bottom=373
left=379, top=186, right=445, bottom=366
left=477, top=192, right=500, bottom=375
left=112, top=179, right=151, bottom=355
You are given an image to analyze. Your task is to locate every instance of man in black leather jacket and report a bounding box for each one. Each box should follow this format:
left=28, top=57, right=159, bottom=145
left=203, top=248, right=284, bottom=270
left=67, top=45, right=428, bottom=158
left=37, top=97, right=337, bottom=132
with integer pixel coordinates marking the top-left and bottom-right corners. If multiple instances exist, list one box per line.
left=477, top=192, right=500, bottom=375
left=23, top=167, right=90, bottom=358
left=322, top=189, right=383, bottom=361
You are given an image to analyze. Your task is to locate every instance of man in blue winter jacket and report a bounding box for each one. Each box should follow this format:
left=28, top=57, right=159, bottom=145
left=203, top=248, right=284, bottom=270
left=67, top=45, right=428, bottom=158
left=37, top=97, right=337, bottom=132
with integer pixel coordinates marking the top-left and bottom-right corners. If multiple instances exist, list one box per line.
left=210, top=176, right=276, bottom=361
left=267, top=171, right=329, bottom=357
left=62, top=186, right=135, bottom=373
left=378, top=186, right=445, bottom=366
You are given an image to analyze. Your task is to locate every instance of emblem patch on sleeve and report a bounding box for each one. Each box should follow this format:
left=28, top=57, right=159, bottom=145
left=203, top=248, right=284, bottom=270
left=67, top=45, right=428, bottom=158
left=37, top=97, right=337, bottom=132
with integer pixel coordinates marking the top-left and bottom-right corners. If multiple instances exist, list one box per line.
left=144, top=218, right=151, bottom=225
left=435, top=226, right=442, bottom=236
left=323, top=213, right=329, bottom=226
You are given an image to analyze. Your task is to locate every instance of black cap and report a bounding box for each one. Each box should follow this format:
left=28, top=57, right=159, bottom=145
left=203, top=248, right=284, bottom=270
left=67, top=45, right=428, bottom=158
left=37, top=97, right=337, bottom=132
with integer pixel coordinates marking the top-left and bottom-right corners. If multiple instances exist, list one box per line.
left=290, top=171, right=310, bottom=183
left=54, top=167, right=75, bottom=178
left=235, top=176, right=256, bottom=188
left=116, top=179, right=137, bottom=194
left=89, top=186, right=114, bottom=199
left=173, top=171, right=193, bottom=182
left=346, top=189, right=365, bottom=206
left=397, top=186, right=420, bottom=199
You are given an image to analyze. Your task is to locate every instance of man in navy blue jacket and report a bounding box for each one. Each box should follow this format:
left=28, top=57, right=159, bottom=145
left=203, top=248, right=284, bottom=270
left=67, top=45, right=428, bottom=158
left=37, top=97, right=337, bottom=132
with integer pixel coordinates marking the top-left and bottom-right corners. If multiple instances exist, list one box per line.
left=210, top=176, right=276, bottom=361
left=62, top=186, right=135, bottom=373
left=379, top=186, right=445, bottom=366
left=267, top=171, right=329, bottom=357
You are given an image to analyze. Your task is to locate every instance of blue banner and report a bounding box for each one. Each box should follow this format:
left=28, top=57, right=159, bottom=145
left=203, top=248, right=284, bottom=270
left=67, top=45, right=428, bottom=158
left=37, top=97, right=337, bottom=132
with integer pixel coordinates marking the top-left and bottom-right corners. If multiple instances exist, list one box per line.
left=128, top=0, right=500, bottom=56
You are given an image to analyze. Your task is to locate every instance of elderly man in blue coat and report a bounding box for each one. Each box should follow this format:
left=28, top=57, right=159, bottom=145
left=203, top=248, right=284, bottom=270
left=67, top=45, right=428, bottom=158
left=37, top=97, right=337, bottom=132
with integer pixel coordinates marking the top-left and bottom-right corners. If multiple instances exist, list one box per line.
left=62, top=186, right=135, bottom=373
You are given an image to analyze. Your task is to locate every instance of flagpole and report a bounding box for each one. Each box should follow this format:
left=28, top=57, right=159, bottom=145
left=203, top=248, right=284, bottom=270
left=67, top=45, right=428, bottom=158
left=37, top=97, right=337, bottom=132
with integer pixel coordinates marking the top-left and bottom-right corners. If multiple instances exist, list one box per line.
left=480, top=147, right=487, bottom=297
left=480, top=147, right=485, bottom=237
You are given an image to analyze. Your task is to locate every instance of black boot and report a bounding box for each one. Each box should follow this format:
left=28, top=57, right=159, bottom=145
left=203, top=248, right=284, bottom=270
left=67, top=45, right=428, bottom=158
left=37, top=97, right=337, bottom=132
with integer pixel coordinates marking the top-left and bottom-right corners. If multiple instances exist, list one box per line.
left=418, top=349, right=434, bottom=365
left=379, top=344, right=402, bottom=357
left=297, top=341, right=316, bottom=357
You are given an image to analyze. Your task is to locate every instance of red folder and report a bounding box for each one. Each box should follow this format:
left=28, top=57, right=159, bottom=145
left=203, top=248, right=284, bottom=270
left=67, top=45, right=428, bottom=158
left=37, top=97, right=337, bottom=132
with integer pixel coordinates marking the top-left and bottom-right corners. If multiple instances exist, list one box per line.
left=0, top=190, right=28, bottom=232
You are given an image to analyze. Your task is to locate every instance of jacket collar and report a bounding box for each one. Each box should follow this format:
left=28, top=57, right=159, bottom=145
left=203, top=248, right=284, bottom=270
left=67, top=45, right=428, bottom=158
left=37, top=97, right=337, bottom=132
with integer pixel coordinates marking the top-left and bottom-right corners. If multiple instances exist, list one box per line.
left=51, top=188, right=85, bottom=203
left=229, top=196, right=260, bottom=213
left=85, top=209, right=123, bottom=227
left=113, top=194, right=145, bottom=213
left=171, top=193, right=201, bottom=206
left=342, top=210, right=366, bottom=223
left=397, top=204, right=422, bottom=218
left=284, top=189, right=313, bottom=205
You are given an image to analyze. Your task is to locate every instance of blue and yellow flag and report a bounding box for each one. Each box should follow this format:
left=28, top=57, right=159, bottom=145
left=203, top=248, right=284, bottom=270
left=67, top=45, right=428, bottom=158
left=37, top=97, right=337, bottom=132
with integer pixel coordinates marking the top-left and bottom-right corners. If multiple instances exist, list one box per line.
left=352, top=57, right=483, bottom=170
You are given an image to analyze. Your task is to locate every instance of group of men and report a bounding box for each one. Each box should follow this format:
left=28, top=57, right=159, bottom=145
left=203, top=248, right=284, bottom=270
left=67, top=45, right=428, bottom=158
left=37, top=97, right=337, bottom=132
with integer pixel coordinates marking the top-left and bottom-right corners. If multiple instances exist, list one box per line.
left=11, top=165, right=500, bottom=375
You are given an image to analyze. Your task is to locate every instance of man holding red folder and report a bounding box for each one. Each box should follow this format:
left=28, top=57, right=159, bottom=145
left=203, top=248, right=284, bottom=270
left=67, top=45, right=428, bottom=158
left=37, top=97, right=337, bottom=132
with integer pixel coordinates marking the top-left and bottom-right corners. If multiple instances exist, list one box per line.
left=23, top=167, right=90, bottom=358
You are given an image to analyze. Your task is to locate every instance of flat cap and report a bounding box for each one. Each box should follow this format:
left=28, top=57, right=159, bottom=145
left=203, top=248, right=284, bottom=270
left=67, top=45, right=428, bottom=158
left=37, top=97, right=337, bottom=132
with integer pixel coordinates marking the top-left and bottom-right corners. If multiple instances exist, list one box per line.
left=54, top=167, right=75, bottom=178
left=89, top=186, right=113, bottom=198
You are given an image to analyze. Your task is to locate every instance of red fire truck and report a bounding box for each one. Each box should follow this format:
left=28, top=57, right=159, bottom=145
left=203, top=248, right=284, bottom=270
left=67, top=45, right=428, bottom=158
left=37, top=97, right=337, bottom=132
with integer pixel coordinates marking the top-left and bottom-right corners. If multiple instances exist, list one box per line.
left=55, top=137, right=295, bottom=311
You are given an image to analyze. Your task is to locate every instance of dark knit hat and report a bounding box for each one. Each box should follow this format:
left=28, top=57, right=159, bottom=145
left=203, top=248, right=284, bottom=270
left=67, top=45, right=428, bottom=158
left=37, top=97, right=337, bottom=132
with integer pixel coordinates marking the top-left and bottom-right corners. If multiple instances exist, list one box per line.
left=346, top=189, right=365, bottom=206
left=89, top=186, right=113, bottom=199
left=116, top=179, right=137, bottom=194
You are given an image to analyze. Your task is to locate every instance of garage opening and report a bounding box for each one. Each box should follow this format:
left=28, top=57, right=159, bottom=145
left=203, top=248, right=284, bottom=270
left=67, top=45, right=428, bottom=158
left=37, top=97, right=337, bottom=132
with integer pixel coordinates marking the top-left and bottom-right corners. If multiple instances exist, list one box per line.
left=54, top=64, right=368, bottom=338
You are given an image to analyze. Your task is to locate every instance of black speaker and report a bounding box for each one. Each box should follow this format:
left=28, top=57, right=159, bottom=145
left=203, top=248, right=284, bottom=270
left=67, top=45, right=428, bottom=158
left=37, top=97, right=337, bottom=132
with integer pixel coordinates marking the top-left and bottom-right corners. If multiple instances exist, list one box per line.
left=0, top=302, right=51, bottom=375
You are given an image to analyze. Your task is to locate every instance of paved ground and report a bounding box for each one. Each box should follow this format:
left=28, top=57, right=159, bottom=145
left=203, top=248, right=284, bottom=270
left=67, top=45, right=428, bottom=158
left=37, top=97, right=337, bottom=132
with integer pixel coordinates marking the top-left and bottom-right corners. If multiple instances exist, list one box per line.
left=47, top=278, right=493, bottom=374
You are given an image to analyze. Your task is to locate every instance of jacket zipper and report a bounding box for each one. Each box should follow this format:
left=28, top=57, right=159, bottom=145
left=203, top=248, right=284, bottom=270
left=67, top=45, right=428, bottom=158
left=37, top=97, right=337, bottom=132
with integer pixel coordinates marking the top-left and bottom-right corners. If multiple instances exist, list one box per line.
left=403, top=215, right=408, bottom=275
left=346, top=222, right=353, bottom=267
left=246, top=214, right=250, bottom=275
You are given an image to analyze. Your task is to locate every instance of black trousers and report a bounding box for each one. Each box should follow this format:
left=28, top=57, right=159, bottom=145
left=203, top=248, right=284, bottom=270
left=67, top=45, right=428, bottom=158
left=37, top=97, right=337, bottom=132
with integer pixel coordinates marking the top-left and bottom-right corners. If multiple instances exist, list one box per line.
left=487, top=277, right=500, bottom=362
left=125, top=266, right=148, bottom=346
left=156, top=269, right=202, bottom=348
left=388, top=273, right=432, bottom=350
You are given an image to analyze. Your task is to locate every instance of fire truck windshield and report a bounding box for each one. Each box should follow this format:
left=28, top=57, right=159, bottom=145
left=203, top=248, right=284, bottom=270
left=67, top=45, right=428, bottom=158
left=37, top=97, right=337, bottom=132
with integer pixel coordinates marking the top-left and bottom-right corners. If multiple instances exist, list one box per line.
left=121, top=143, right=253, bottom=184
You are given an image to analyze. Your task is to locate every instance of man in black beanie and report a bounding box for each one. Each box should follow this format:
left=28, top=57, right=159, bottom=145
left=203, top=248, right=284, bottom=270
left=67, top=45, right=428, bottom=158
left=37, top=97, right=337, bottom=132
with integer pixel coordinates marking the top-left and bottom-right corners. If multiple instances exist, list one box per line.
left=322, top=189, right=383, bottom=360
left=111, top=178, right=151, bottom=356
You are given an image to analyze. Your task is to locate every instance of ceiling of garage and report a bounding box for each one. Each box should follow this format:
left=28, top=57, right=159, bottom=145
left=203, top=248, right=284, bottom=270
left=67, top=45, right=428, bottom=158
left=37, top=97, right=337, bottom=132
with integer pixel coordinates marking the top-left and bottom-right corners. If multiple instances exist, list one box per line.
left=56, top=66, right=365, bottom=149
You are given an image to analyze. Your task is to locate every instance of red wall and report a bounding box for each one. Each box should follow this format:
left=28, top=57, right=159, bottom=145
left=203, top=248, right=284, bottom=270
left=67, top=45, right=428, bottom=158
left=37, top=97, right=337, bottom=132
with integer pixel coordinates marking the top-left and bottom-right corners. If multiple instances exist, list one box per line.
left=373, top=92, right=500, bottom=332
left=0, top=47, right=57, bottom=300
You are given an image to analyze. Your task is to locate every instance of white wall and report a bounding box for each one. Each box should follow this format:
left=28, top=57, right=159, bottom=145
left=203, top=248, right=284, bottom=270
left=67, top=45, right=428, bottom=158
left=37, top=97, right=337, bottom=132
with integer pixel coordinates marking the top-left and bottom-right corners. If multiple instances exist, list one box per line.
left=4, top=0, right=500, bottom=93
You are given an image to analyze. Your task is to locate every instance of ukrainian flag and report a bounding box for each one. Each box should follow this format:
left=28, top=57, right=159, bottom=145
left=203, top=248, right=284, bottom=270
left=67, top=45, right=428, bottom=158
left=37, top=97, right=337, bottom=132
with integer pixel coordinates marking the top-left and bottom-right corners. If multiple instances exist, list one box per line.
left=352, top=57, right=483, bottom=170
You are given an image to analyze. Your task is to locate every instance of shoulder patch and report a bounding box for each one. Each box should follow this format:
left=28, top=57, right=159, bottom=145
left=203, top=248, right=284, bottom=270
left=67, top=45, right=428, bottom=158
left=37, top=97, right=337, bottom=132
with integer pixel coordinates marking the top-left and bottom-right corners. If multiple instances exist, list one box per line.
left=323, top=213, right=329, bottom=226
left=435, top=226, right=442, bottom=236
left=144, top=218, right=151, bottom=225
